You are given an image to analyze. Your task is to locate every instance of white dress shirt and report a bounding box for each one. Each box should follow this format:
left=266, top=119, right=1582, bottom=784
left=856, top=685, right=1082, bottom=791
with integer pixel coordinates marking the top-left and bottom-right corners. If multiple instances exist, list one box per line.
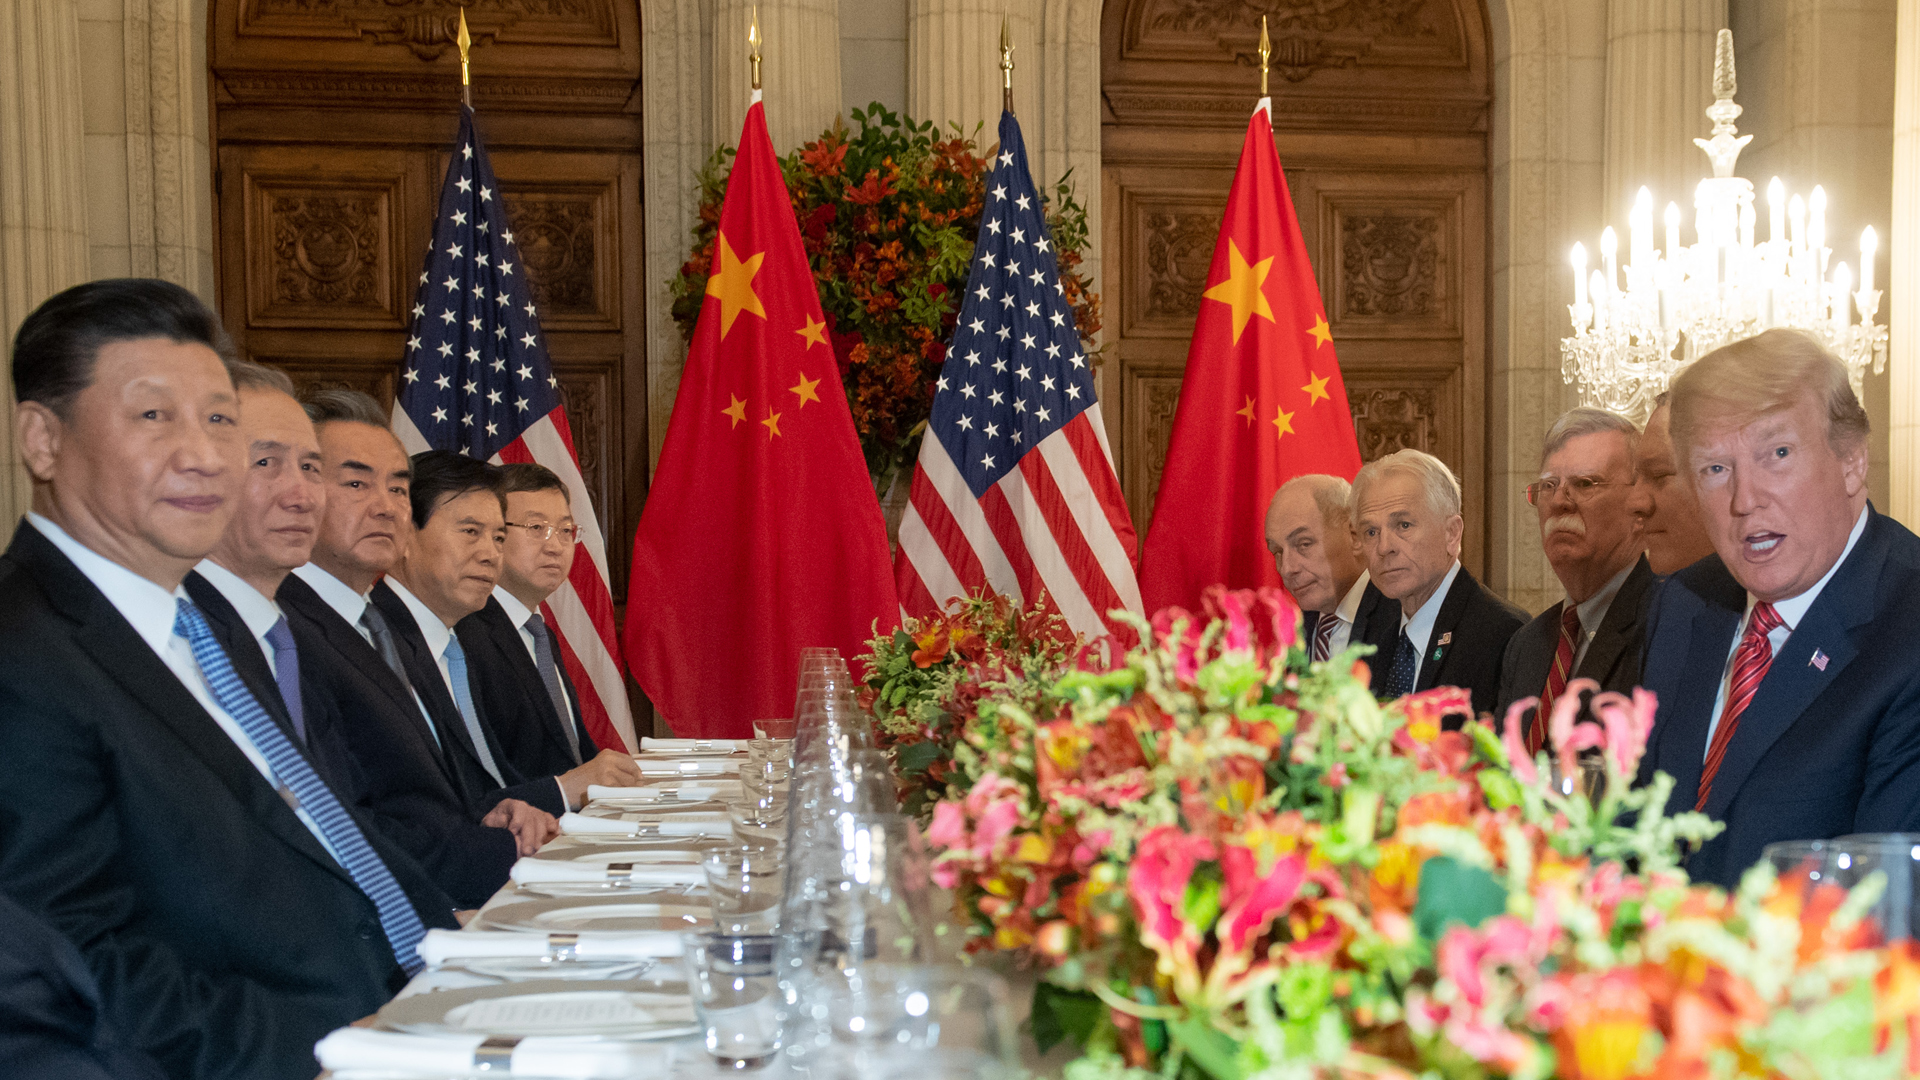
left=30, top=514, right=342, bottom=863
left=1567, top=558, right=1637, bottom=672
left=1703, top=507, right=1869, bottom=755
left=1321, top=571, right=1372, bottom=658
left=492, top=586, right=574, bottom=719
left=1399, top=560, right=1462, bottom=687
left=195, top=559, right=282, bottom=672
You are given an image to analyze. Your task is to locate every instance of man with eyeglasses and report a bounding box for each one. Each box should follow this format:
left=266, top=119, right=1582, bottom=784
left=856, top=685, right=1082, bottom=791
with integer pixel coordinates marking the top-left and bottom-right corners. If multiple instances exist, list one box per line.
left=456, top=463, right=622, bottom=780
left=1496, top=408, right=1654, bottom=747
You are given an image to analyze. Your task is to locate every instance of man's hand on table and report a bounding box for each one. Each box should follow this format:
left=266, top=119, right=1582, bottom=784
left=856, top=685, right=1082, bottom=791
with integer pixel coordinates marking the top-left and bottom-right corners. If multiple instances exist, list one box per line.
left=558, top=748, right=645, bottom=809
left=482, top=797, right=558, bottom=854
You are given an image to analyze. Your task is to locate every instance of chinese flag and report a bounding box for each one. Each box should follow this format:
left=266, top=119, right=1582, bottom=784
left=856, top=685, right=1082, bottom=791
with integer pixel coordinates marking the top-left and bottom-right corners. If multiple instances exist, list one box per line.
left=624, top=100, right=899, bottom=738
left=1138, top=101, right=1362, bottom=613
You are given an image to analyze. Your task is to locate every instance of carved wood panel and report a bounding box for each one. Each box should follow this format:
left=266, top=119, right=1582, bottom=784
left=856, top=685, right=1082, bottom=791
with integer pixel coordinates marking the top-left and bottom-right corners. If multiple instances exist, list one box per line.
left=243, top=172, right=405, bottom=328
left=268, top=362, right=399, bottom=412
left=553, top=364, right=614, bottom=526
left=497, top=183, right=618, bottom=328
left=1121, top=367, right=1188, bottom=530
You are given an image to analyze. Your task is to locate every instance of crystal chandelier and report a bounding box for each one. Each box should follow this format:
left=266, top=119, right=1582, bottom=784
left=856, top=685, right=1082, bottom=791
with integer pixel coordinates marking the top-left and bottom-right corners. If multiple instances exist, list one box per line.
left=1560, top=29, right=1886, bottom=426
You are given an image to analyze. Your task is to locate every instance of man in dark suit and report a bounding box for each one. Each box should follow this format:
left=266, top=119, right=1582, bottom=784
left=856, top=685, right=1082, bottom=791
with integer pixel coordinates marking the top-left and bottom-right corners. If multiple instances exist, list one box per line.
left=1637, top=329, right=1920, bottom=888
left=0, top=279, right=459, bottom=1080
left=0, top=892, right=166, bottom=1080
left=281, top=389, right=555, bottom=905
left=1352, top=449, right=1527, bottom=719
left=374, top=451, right=640, bottom=817
left=1264, top=473, right=1392, bottom=663
left=1625, top=392, right=1718, bottom=576
left=458, top=463, right=602, bottom=778
left=1497, top=408, right=1656, bottom=744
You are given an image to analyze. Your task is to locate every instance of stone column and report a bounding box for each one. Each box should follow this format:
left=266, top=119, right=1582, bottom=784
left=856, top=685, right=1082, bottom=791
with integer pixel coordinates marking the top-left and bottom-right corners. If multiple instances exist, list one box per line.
left=711, top=0, right=843, bottom=155
left=1891, top=0, right=1920, bottom=524
left=1602, top=0, right=1725, bottom=226
left=0, top=0, right=91, bottom=536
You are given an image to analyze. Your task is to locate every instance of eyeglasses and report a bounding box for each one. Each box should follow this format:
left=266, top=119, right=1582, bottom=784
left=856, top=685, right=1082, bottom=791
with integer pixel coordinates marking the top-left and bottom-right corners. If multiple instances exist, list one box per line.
left=505, top=520, right=581, bottom=543
left=1524, top=475, right=1620, bottom=506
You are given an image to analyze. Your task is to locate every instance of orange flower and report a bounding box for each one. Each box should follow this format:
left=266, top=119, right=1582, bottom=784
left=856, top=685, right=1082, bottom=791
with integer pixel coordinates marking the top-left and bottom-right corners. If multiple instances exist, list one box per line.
left=1552, top=970, right=1655, bottom=1080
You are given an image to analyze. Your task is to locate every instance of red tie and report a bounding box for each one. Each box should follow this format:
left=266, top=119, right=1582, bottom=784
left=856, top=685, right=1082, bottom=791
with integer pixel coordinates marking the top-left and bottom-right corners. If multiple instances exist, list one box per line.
left=1695, top=602, right=1785, bottom=811
left=1528, top=604, right=1583, bottom=754
left=1312, top=614, right=1338, bottom=663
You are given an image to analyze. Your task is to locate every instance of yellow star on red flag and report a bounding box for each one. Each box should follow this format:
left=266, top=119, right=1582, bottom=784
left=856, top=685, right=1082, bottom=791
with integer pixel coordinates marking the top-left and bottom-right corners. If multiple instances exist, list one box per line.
left=1201, top=239, right=1275, bottom=343
left=760, top=408, right=783, bottom=438
left=790, top=371, right=821, bottom=407
left=1271, top=406, right=1295, bottom=439
left=1306, top=315, right=1332, bottom=348
left=721, top=394, right=748, bottom=428
left=705, top=233, right=766, bottom=338
left=796, top=315, right=828, bottom=349
left=1236, top=395, right=1256, bottom=426
left=1301, top=371, right=1331, bottom=405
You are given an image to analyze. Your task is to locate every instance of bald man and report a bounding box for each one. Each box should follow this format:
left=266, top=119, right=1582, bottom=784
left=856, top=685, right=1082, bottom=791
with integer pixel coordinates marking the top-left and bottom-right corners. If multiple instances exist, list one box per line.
left=1265, top=474, right=1391, bottom=663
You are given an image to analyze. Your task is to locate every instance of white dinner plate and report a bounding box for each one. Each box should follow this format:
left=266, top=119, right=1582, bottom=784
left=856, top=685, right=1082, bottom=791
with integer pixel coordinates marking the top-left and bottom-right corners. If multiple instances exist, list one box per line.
left=579, top=799, right=727, bottom=819
left=477, top=896, right=710, bottom=933
left=530, top=844, right=710, bottom=864
left=452, top=955, right=664, bottom=981
left=378, top=979, right=697, bottom=1039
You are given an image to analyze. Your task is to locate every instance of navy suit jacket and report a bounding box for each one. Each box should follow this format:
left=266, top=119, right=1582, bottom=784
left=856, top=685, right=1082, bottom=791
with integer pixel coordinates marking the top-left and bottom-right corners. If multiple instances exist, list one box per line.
left=1495, top=555, right=1655, bottom=728
left=277, top=574, right=522, bottom=907
left=0, top=892, right=165, bottom=1080
left=1637, top=507, right=1920, bottom=888
left=0, top=524, right=456, bottom=1080
left=1300, top=579, right=1395, bottom=665
left=1357, top=567, right=1528, bottom=721
left=456, top=597, right=598, bottom=779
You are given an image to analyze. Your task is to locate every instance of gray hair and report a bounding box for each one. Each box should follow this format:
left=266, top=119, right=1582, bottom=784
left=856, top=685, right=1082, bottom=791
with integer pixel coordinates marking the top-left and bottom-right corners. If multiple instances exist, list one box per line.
left=229, top=359, right=296, bottom=398
left=1539, top=406, right=1638, bottom=470
left=1273, top=474, right=1352, bottom=535
left=303, top=387, right=388, bottom=428
left=1350, top=449, right=1461, bottom=527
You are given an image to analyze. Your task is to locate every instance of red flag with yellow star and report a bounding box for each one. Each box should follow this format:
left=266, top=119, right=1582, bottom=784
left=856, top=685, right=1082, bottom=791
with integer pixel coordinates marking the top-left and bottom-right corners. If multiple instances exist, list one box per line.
left=1138, top=100, right=1361, bottom=612
left=624, top=99, right=899, bottom=738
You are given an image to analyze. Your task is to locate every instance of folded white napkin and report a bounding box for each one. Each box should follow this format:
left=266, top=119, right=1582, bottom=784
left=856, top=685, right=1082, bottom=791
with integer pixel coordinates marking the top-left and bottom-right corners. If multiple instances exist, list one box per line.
left=316, top=1028, right=666, bottom=1078
left=417, top=928, right=682, bottom=966
left=510, top=858, right=705, bottom=887
left=587, top=782, right=739, bottom=803
left=558, top=812, right=729, bottom=838
left=633, top=758, right=738, bottom=776
left=640, top=737, right=745, bottom=753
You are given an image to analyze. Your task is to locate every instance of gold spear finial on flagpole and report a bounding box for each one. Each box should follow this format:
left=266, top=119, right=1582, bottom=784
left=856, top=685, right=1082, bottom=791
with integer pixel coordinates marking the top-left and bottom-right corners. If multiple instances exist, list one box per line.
left=456, top=6, right=472, bottom=107
left=1258, top=15, right=1270, bottom=97
left=1000, top=13, right=1014, bottom=112
left=749, top=6, right=762, bottom=91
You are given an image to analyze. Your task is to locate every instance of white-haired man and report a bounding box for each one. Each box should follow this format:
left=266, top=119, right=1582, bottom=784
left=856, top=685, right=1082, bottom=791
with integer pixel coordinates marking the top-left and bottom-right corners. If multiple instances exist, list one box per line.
left=1352, top=449, right=1526, bottom=718
left=1264, top=474, right=1392, bottom=662
left=1496, top=408, right=1655, bottom=748
left=1637, top=329, right=1920, bottom=888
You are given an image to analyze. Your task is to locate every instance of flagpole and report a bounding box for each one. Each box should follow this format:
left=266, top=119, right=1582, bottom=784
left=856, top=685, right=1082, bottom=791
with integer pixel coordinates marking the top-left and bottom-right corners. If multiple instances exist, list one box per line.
left=1000, top=15, right=1014, bottom=113
left=1256, top=15, right=1271, bottom=115
left=456, top=7, right=472, bottom=108
left=748, top=6, right=762, bottom=103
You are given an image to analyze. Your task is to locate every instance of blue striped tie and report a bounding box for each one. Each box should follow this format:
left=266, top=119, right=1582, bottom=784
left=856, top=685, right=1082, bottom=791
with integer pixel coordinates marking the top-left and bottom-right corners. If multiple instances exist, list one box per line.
left=173, top=598, right=425, bottom=973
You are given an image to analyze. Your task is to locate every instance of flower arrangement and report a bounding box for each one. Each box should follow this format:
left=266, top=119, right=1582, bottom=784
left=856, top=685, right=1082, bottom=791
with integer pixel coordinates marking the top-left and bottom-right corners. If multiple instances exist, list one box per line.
left=908, top=585, right=1920, bottom=1080
left=671, top=104, right=1102, bottom=492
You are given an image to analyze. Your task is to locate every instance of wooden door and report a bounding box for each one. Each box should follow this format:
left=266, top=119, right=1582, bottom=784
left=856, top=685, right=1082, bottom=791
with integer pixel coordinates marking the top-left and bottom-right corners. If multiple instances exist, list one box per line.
left=1100, top=0, right=1492, bottom=571
left=208, top=0, right=647, bottom=600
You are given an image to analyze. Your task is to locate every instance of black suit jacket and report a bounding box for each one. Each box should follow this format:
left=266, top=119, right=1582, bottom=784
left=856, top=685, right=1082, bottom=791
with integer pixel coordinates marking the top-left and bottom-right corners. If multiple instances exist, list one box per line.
left=1301, top=577, right=1394, bottom=663
left=0, top=892, right=165, bottom=1080
left=368, top=581, right=566, bottom=818
left=1495, top=555, right=1656, bottom=728
left=0, top=525, right=457, bottom=1080
left=1636, top=507, right=1920, bottom=888
left=277, top=574, right=522, bottom=907
left=456, top=597, right=598, bottom=779
left=1359, top=564, right=1528, bottom=720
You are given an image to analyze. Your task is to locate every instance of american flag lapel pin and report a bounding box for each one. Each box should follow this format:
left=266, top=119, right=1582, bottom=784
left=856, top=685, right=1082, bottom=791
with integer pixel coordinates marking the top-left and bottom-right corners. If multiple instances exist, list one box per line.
left=1810, top=649, right=1829, bottom=671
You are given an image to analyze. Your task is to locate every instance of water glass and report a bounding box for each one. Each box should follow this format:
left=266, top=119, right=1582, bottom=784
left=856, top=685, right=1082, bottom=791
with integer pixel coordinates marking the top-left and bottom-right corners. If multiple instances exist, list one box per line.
left=1835, top=833, right=1920, bottom=940
left=753, top=719, right=799, bottom=741
left=730, top=792, right=789, bottom=846
left=1763, top=838, right=1911, bottom=944
left=681, top=931, right=785, bottom=1069
left=705, top=845, right=786, bottom=933
left=814, top=964, right=1021, bottom=1080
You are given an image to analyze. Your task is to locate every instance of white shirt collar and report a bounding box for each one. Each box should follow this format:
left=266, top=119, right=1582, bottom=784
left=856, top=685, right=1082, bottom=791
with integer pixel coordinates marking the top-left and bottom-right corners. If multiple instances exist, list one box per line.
left=28, top=513, right=183, bottom=657
left=492, top=585, right=534, bottom=630
left=1572, top=558, right=1637, bottom=635
left=1400, top=560, right=1462, bottom=654
left=384, top=575, right=453, bottom=659
left=1750, top=506, right=1870, bottom=630
left=194, top=560, right=282, bottom=642
left=1332, top=570, right=1371, bottom=626
left=292, top=562, right=370, bottom=625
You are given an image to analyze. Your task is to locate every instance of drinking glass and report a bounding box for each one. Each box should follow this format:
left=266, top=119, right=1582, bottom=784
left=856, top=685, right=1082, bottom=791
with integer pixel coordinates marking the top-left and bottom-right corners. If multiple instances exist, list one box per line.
left=704, top=845, right=786, bottom=933
left=753, top=718, right=799, bottom=741
left=814, top=964, right=1021, bottom=1080
left=1835, top=833, right=1920, bottom=940
left=1763, top=838, right=1904, bottom=944
left=681, top=931, right=785, bottom=1069
left=730, top=792, right=789, bottom=846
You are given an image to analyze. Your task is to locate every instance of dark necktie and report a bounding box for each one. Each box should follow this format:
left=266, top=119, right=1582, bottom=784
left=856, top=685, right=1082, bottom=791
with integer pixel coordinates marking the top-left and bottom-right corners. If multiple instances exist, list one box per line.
left=1696, top=602, right=1784, bottom=811
left=264, top=615, right=305, bottom=744
left=174, top=599, right=424, bottom=973
left=1383, top=629, right=1418, bottom=699
left=1311, top=614, right=1338, bottom=663
left=443, top=635, right=505, bottom=786
left=1529, top=604, right=1583, bottom=754
left=359, top=605, right=408, bottom=685
left=526, top=611, right=583, bottom=765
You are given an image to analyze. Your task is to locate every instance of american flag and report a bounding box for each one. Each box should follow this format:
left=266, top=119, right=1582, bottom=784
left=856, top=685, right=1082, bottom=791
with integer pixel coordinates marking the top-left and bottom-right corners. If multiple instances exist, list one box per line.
left=392, top=106, right=636, bottom=752
left=894, top=110, right=1142, bottom=639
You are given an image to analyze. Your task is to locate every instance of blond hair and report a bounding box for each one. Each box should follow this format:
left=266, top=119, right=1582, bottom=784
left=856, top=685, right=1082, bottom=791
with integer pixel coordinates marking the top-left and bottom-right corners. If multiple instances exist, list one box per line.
left=1350, top=449, right=1461, bottom=528
left=1669, top=328, right=1868, bottom=457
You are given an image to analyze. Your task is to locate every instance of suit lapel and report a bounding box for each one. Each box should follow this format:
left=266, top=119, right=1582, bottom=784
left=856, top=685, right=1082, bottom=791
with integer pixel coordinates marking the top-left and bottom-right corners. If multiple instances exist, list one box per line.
left=1417, top=569, right=1477, bottom=692
left=1660, top=581, right=1743, bottom=812
left=1572, top=557, right=1655, bottom=687
left=372, top=583, right=494, bottom=785
left=1512, top=602, right=1563, bottom=704
left=183, top=572, right=299, bottom=745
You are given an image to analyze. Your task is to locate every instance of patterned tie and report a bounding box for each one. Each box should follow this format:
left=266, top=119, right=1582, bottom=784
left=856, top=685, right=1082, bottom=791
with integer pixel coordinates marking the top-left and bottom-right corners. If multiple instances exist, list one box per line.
left=526, top=611, right=583, bottom=765
left=442, top=634, right=505, bottom=786
left=359, top=605, right=409, bottom=685
left=1695, top=602, right=1785, bottom=811
left=1383, top=629, right=1418, bottom=699
left=1529, top=604, right=1584, bottom=754
left=264, top=615, right=306, bottom=745
left=1311, top=614, right=1338, bottom=663
left=173, top=599, right=424, bottom=973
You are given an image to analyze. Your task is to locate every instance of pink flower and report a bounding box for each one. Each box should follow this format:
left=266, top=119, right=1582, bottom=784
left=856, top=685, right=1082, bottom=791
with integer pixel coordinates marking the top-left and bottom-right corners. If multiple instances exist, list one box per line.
left=1500, top=697, right=1539, bottom=783
left=927, top=799, right=969, bottom=851
left=1127, top=826, right=1214, bottom=979
left=1548, top=677, right=1600, bottom=780
left=1070, top=829, right=1111, bottom=870
left=1216, top=846, right=1306, bottom=956
left=1206, top=586, right=1255, bottom=654
left=1588, top=686, right=1658, bottom=777
left=1149, top=606, right=1205, bottom=683
left=1253, top=587, right=1300, bottom=651
left=974, top=797, right=1023, bottom=852
left=1326, top=762, right=1349, bottom=789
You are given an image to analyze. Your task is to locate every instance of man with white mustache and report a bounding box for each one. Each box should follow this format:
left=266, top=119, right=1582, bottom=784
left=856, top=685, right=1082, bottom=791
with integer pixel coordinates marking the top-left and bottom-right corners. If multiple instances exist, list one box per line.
left=1496, top=408, right=1654, bottom=749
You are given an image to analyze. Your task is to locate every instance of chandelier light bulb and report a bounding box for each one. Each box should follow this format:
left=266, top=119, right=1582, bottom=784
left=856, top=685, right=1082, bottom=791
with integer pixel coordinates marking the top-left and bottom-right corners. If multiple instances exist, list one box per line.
left=1600, top=226, right=1619, bottom=292
left=1571, top=242, right=1588, bottom=306
left=1860, top=226, right=1877, bottom=295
